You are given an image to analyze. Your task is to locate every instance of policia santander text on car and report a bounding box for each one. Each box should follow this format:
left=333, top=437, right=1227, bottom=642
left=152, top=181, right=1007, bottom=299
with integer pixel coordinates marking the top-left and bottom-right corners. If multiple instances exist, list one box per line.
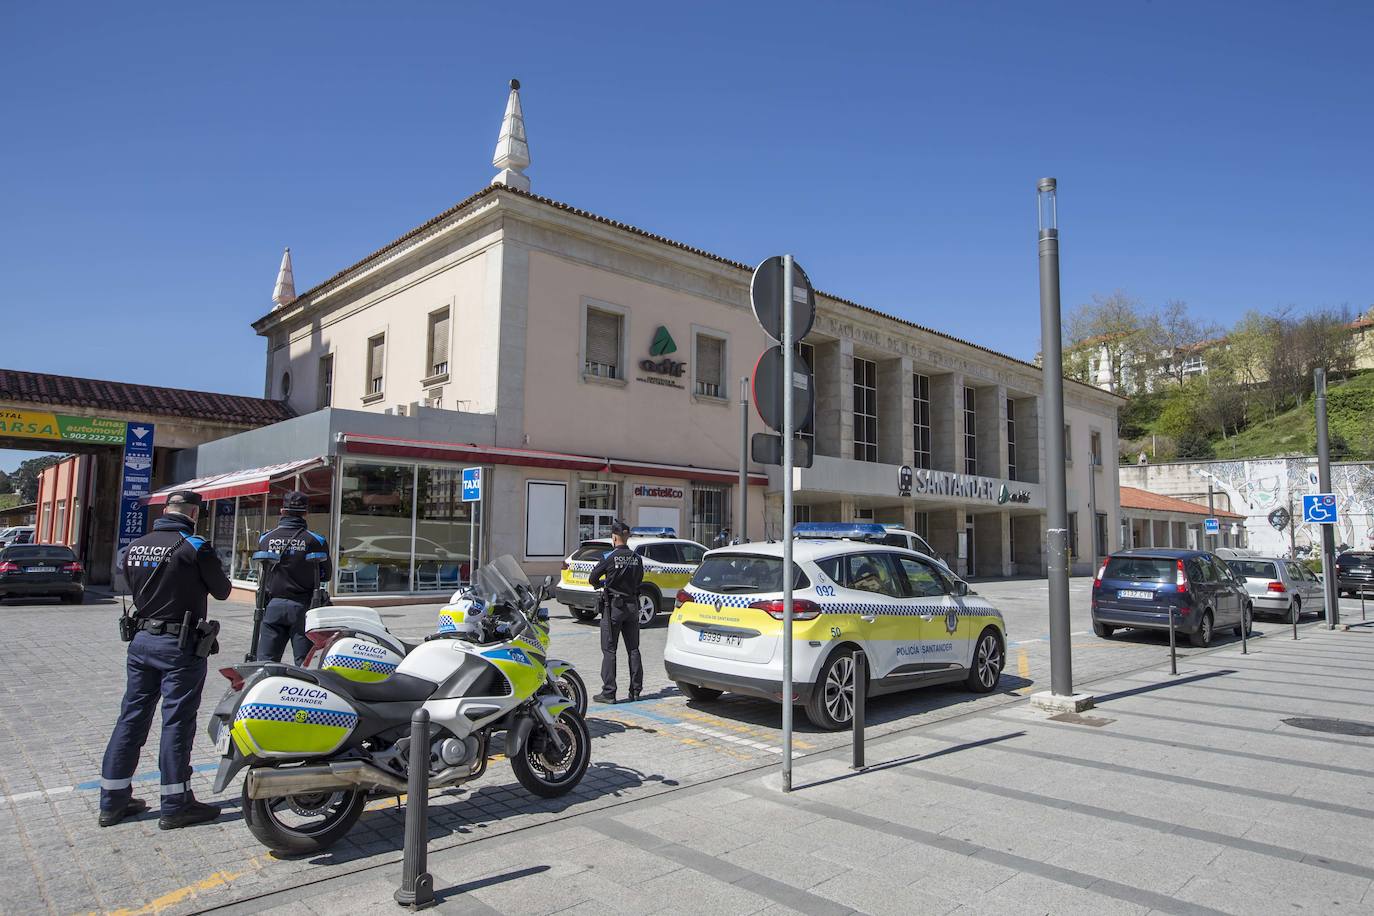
left=255, top=490, right=331, bottom=665
left=589, top=520, right=644, bottom=705
left=100, top=490, right=232, bottom=829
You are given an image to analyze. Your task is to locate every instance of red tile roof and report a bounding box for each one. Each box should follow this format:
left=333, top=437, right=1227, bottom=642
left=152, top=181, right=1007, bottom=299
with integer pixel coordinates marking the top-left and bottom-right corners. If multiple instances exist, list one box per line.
left=0, top=368, right=294, bottom=427
left=259, top=185, right=1126, bottom=400
left=1120, top=486, right=1243, bottom=519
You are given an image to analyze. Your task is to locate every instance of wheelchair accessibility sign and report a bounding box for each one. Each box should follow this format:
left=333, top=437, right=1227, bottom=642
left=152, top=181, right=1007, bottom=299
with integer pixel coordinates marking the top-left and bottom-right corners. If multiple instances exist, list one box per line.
left=1302, top=493, right=1338, bottom=525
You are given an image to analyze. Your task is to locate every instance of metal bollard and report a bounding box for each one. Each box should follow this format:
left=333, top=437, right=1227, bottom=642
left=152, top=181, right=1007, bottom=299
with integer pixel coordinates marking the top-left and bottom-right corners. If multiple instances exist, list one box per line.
left=1293, top=601, right=1299, bottom=641
left=851, top=651, right=866, bottom=771
left=1240, top=605, right=1248, bottom=655
left=1168, top=609, right=1177, bottom=676
left=394, top=708, right=435, bottom=910
left=1362, top=589, right=1366, bottom=622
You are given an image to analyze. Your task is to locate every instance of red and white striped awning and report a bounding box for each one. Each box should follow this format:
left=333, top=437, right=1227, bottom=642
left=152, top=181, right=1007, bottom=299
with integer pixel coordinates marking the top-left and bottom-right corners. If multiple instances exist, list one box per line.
left=146, top=457, right=327, bottom=505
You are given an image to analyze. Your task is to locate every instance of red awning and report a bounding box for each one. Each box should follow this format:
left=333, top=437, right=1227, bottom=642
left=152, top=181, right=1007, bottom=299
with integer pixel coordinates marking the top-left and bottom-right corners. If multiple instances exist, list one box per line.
left=340, top=434, right=768, bottom=487
left=146, top=457, right=327, bottom=505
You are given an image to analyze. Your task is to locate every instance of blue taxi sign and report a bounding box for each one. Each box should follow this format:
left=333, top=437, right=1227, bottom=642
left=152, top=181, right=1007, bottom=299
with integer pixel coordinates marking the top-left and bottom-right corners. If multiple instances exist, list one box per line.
left=793, top=522, right=887, bottom=540
left=1302, top=493, right=1338, bottom=524
left=630, top=526, right=677, bottom=538
left=1204, top=518, right=1220, bottom=534
left=461, top=467, right=483, bottom=502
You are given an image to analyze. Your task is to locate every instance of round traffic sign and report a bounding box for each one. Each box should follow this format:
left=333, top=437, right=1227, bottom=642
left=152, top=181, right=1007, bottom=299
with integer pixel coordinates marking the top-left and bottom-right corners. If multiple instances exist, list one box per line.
left=751, top=256, right=816, bottom=343
left=751, top=346, right=815, bottom=433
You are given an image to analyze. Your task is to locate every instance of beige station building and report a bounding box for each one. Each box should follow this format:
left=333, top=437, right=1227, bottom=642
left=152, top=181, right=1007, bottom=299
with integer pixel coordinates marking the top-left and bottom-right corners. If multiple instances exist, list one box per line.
left=161, top=82, right=1124, bottom=596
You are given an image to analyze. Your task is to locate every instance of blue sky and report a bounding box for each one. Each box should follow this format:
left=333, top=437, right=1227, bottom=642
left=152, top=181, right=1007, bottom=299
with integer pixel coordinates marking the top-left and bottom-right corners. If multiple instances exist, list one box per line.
left=1, top=1, right=1371, bottom=472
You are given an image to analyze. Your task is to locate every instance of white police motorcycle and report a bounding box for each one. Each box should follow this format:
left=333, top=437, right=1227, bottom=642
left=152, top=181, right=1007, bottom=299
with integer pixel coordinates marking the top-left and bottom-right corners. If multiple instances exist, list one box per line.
left=207, top=556, right=591, bottom=855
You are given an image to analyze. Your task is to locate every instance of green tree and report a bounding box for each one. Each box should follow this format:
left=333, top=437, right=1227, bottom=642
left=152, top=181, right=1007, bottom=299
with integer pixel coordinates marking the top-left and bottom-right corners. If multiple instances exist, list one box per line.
left=0, top=470, right=12, bottom=495
left=1065, top=290, right=1147, bottom=393
left=12, top=455, right=63, bottom=503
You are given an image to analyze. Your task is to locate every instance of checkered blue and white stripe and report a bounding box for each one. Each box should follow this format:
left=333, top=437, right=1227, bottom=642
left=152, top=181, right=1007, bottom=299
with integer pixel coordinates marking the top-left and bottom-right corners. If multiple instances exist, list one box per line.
left=324, top=654, right=399, bottom=674
left=235, top=703, right=358, bottom=729
left=569, top=562, right=597, bottom=574
left=683, top=587, right=994, bottom=619
left=649, top=564, right=695, bottom=575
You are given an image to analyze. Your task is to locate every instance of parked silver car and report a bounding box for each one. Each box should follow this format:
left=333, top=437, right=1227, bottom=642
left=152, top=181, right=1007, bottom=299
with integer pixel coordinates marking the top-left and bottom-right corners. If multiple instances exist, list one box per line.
left=1223, top=556, right=1324, bottom=621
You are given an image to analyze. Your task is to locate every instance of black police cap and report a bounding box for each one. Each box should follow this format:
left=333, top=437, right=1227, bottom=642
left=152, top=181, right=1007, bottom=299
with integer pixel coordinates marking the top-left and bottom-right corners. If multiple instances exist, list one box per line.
left=283, top=491, right=309, bottom=513
left=610, top=519, right=631, bottom=537
left=166, top=490, right=203, bottom=507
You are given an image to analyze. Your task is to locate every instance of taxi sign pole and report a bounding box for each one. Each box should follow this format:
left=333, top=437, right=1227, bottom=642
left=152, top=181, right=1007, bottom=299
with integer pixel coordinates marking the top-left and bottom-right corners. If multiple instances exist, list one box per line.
left=1315, top=369, right=1339, bottom=628
left=781, top=254, right=796, bottom=793
left=739, top=375, right=750, bottom=542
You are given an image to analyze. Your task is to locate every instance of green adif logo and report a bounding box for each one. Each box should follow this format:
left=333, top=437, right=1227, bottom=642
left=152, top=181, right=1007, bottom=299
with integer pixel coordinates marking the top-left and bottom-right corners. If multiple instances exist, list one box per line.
left=650, top=326, right=677, bottom=356
left=997, top=484, right=1011, bottom=505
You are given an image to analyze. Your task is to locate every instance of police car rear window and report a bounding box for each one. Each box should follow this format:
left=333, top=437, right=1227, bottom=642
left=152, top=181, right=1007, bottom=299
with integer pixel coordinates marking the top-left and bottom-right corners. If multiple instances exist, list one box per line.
left=571, top=545, right=610, bottom=562
left=690, top=556, right=809, bottom=594
left=2, top=545, right=76, bottom=561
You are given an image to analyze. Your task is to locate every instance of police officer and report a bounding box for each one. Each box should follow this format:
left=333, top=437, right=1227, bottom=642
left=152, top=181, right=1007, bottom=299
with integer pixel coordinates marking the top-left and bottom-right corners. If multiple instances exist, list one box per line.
left=255, top=491, right=331, bottom=664
left=588, top=520, right=644, bottom=704
left=713, top=528, right=732, bottom=550
left=99, top=490, right=232, bottom=829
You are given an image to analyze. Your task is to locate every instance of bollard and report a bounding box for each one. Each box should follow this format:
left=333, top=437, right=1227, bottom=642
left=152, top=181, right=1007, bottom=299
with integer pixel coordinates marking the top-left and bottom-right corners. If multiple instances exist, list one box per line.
left=1362, top=589, right=1366, bottom=622
left=1240, top=605, right=1248, bottom=655
left=851, top=651, right=866, bottom=771
left=1293, top=600, right=1299, bottom=641
left=1168, top=609, right=1177, bottom=676
left=394, top=708, right=435, bottom=910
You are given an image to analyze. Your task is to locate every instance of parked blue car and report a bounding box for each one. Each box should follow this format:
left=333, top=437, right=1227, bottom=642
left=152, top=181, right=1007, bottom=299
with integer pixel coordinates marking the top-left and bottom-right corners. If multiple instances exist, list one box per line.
left=1091, top=549, right=1252, bottom=647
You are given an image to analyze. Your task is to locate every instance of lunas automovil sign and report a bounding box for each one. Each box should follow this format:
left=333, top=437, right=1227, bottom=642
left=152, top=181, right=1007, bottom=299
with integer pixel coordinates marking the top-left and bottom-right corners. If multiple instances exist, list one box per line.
left=900, top=466, right=1032, bottom=504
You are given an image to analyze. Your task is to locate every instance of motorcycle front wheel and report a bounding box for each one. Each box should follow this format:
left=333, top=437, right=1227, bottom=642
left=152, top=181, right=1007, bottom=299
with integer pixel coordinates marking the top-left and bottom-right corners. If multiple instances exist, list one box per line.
left=510, top=710, right=591, bottom=798
left=242, top=779, right=366, bottom=856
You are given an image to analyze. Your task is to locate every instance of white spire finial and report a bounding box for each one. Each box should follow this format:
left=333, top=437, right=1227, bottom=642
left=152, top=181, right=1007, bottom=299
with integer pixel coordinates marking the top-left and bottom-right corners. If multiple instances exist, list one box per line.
left=272, top=247, right=296, bottom=309
left=491, top=78, right=530, bottom=192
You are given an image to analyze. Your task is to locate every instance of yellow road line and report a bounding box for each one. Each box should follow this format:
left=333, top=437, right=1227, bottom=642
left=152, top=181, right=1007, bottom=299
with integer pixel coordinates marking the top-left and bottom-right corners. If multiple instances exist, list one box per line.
left=106, top=856, right=268, bottom=915
left=673, top=707, right=815, bottom=750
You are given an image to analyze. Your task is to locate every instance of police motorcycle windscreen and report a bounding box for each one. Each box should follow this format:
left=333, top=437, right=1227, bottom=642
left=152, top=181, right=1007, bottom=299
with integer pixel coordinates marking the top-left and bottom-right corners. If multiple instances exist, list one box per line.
left=231, top=677, right=359, bottom=757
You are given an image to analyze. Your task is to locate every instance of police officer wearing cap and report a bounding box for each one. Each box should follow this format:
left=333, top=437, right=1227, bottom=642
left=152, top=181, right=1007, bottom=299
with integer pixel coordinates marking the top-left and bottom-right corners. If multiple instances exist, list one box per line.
left=99, top=490, right=232, bottom=829
left=256, top=491, right=331, bottom=665
left=588, top=520, right=644, bottom=704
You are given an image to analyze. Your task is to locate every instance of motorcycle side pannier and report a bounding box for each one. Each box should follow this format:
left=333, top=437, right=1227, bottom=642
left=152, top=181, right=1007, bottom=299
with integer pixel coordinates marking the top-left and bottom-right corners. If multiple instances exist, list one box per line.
left=233, top=677, right=358, bottom=757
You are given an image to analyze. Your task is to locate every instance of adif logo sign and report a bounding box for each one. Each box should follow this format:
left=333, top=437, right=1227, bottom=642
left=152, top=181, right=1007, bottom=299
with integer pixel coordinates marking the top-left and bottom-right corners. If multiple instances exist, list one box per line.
left=641, top=326, right=686, bottom=378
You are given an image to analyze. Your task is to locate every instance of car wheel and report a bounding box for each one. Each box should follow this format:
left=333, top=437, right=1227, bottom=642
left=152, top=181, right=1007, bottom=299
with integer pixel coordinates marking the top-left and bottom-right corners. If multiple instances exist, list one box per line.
left=676, top=681, right=724, bottom=702
left=1189, top=611, right=1214, bottom=648
left=1291, top=596, right=1301, bottom=623
left=636, top=589, right=658, bottom=627
left=570, top=606, right=598, bottom=622
left=964, top=628, right=1004, bottom=693
left=804, top=648, right=863, bottom=731
left=1092, top=620, right=1115, bottom=639
left=1234, top=604, right=1252, bottom=638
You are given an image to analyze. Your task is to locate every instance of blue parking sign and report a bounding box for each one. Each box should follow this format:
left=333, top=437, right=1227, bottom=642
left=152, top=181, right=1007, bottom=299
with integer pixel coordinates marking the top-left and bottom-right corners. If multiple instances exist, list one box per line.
left=1204, top=517, right=1220, bottom=534
left=1302, top=493, right=1338, bottom=524
left=461, top=467, right=483, bottom=502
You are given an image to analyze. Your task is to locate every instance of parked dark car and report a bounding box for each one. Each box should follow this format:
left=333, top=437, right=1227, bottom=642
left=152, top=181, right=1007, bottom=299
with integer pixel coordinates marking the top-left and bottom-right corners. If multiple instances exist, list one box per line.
left=1091, top=549, right=1251, bottom=647
left=1335, top=551, right=1374, bottom=597
left=0, top=544, right=85, bottom=603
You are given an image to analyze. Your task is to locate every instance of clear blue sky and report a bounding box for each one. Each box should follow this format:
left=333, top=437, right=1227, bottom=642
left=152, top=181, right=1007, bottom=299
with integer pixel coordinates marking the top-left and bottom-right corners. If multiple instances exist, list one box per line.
left=1, top=2, right=1370, bottom=471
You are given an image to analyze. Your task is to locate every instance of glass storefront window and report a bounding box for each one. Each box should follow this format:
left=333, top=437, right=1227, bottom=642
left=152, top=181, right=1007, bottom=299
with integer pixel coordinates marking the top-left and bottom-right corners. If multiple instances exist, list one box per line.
left=338, top=462, right=415, bottom=593
left=690, top=485, right=729, bottom=546
left=233, top=494, right=267, bottom=581
left=578, top=481, right=617, bottom=542
left=415, top=466, right=473, bottom=591
left=211, top=499, right=235, bottom=576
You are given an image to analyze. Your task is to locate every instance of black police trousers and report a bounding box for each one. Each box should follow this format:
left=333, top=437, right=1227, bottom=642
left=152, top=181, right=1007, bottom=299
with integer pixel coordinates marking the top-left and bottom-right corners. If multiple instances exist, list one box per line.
left=599, top=596, right=643, bottom=697
left=100, top=631, right=207, bottom=816
left=258, top=597, right=310, bottom=665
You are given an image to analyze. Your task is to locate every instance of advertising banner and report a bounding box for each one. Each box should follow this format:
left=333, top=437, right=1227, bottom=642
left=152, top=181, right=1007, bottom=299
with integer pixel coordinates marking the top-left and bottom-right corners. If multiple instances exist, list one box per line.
left=0, top=409, right=128, bottom=444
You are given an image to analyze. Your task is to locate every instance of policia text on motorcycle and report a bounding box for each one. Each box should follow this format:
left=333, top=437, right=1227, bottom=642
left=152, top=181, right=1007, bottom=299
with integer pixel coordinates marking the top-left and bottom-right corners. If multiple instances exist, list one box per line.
left=588, top=520, right=644, bottom=704
left=255, top=490, right=331, bottom=664
left=100, top=490, right=232, bottom=829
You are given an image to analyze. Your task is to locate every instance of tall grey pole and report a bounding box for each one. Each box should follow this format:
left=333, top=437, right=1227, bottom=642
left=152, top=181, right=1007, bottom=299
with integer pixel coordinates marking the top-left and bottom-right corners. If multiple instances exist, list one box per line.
left=781, top=254, right=796, bottom=792
left=1037, top=178, right=1074, bottom=698
left=1207, top=483, right=1215, bottom=551
left=1315, top=368, right=1339, bottom=628
left=739, top=376, right=749, bottom=542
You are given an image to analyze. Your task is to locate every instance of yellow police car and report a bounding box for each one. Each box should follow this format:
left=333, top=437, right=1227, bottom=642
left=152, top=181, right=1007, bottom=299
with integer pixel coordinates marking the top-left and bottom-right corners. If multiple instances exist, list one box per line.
left=664, top=523, right=1007, bottom=729
left=556, top=527, right=707, bottom=627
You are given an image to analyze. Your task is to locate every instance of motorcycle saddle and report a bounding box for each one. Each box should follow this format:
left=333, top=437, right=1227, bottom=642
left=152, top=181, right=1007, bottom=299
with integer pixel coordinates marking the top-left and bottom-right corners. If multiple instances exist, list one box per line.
left=306, top=669, right=438, bottom=704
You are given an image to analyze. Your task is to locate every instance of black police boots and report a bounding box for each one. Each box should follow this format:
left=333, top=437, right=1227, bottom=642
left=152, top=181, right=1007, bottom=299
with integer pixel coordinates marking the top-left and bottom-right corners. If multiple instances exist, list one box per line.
left=97, top=797, right=148, bottom=828
left=592, top=691, right=615, bottom=704
left=158, top=798, right=221, bottom=830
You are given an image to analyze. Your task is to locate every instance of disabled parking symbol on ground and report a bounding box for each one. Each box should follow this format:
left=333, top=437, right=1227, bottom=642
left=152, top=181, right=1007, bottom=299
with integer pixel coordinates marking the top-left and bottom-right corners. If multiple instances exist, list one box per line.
left=1302, top=493, right=1338, bottom=524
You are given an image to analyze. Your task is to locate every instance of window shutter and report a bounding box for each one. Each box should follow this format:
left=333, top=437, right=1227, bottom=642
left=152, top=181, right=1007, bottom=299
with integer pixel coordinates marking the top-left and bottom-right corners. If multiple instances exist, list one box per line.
left=430, top=310, right=450, bottom=372
left=585, top=309, right=620, bottom=372
left=697, top=336, right=723, bottom=390
left=370, top=337, right=385, bottom=381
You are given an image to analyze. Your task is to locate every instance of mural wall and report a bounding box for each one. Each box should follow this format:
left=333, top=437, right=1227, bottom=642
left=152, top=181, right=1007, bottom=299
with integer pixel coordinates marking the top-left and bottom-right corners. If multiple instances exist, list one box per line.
left=1199, top=459, right=1374, bottom=559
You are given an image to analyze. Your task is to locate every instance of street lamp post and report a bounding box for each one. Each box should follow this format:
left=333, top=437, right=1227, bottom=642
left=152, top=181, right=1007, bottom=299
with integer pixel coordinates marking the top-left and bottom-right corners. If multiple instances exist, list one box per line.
left=1033, top=178, right=1092, bottom=712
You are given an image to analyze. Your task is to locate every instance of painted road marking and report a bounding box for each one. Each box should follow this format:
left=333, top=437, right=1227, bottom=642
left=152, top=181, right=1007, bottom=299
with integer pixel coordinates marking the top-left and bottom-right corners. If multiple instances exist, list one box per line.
left=0, top=762, right=219, bottom=805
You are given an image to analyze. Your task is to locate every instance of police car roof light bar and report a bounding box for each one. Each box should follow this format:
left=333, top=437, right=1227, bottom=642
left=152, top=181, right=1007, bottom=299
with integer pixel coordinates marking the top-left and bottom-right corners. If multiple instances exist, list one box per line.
left=630, top=527, right=676, bottom=538
left=792, top=522, right=888, bottom=541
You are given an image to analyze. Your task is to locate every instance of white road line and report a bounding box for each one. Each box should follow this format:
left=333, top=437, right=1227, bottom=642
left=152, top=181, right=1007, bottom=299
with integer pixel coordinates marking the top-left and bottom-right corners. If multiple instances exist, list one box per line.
left=1, top=785, right=74, bottom=805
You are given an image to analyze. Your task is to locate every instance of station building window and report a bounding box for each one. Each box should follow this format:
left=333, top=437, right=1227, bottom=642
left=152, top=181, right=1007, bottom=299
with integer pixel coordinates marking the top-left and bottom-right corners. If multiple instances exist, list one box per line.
left=694, top=334, right=725, bottom=398
left=913, top=373, right=931, bottom=470
left=963, top=387, right=977, bottom=476
left=584, top=307, right=623, bottom=379
left=797, top=342, right=816, bottom=450
left=1007, top=398, right=1017, bottom=481
left=853, top=357, right=878, bottom=463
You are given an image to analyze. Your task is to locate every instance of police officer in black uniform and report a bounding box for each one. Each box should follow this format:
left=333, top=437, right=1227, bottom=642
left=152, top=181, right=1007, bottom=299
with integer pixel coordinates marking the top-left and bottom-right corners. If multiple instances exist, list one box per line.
left=588, top=520, right=644, bottom=704
left=256, top=491, right=331, bottom=664
left=99, top=491, right=232, bottom=829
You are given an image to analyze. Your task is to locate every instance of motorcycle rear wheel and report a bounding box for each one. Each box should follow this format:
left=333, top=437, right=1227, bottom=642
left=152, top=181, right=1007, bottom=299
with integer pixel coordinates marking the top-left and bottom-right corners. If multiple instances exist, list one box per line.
left=242, top=780, right=366, bottom=856
left=510, top=710, right=591, bottom=798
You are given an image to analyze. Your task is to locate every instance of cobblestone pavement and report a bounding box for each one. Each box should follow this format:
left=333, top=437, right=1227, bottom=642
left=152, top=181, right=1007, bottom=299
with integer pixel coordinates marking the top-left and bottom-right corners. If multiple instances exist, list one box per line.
left=0, top=581, right=1361, bottom=914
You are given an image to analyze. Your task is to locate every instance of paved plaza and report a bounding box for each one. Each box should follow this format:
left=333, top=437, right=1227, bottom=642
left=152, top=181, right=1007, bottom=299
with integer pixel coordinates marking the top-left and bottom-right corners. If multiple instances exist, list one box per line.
left=1, top=582, right=1371, bottom=914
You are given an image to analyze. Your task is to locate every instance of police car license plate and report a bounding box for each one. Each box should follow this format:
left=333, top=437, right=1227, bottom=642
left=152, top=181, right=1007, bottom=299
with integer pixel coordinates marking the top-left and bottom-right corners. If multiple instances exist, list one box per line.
left=569, top=573, right=588, bottom=583
left=1119, top=589, right=1153, bottom=600
left=216, top=729, right=231, bottom=756
left=26, top=566, right=55, bottom=573
left=698, top=630, right=742, bottom=648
